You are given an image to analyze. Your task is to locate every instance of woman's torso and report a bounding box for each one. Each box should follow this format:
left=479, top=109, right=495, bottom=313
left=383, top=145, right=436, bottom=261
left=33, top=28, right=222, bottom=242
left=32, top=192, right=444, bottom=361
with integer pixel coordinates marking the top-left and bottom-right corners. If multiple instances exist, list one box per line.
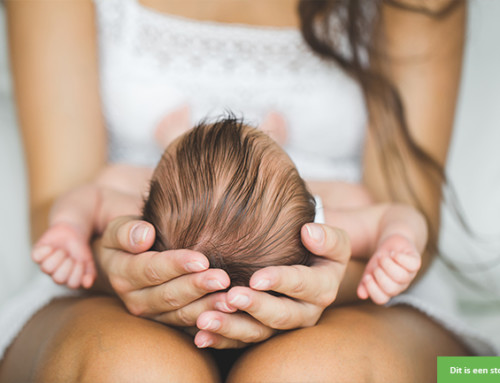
left=93, top=0, right=367, bottom=181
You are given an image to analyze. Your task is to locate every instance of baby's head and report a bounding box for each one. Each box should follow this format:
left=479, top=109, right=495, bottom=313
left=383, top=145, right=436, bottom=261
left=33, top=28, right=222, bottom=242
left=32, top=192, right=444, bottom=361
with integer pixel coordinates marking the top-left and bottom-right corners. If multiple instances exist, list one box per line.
left=142, top=117, right=316, bottom=287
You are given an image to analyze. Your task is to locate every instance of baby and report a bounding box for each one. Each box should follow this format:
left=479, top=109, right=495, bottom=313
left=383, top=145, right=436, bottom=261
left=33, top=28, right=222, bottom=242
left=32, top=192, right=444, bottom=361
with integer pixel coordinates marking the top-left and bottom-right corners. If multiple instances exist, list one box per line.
left=143, top=118, right=315, bottom=287
left=32, top=117, right=425, bottom=303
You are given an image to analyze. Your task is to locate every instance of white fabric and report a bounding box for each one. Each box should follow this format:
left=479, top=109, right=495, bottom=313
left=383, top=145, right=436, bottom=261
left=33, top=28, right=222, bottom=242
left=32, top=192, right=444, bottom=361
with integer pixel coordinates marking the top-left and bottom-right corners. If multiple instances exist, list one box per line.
left=314, top=196, right=325, bottom=224
left=95, top=0, right=367, bottom=181
left=1, top=0, right=499, bottom=360
left=0, top=274, right=81, bottom=358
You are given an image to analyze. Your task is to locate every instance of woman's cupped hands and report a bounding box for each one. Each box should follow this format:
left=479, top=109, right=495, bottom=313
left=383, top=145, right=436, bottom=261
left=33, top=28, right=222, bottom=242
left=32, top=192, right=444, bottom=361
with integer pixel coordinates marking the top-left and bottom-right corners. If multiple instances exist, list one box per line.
left=95, top=216, right=351, bottom=349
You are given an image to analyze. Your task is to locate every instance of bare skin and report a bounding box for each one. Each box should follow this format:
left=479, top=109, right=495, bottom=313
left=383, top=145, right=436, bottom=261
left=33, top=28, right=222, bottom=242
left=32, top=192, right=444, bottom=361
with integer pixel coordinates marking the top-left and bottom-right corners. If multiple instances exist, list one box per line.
left=2, top=0, right=469, bottom=382
left=0, top=297, right=220, bottom=383
left=227, top=304, right=470, bottom=383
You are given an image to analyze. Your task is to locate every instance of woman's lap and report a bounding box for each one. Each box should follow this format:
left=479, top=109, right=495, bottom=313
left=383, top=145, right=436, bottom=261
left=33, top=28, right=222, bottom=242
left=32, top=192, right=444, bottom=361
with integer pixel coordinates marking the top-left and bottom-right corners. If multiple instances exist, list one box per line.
left=0, top=295, right=219, bottom=383
left=228, top=303, right=471, bottom=383
left=0, top=297, right=469, bottom=383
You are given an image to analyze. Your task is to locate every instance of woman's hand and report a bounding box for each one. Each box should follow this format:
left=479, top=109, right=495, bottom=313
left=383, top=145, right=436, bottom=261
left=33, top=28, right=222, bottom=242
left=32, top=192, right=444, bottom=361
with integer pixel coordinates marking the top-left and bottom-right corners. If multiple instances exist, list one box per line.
left=94, top=216, right=231, bottom=323
left=192, top=223, right=351, bottom=349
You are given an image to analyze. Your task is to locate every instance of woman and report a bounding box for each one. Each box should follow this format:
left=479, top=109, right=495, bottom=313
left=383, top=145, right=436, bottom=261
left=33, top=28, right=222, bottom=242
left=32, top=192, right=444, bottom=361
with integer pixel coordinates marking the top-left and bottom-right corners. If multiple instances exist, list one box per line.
left=1, top=0, right=470, bottom=381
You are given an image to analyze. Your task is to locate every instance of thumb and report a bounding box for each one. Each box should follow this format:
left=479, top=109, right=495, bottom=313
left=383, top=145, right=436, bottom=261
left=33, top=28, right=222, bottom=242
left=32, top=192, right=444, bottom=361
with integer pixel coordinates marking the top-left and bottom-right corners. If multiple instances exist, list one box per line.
left=301, top=223, right=351, bottom=265
left=101, top=216, right=156, bottom=254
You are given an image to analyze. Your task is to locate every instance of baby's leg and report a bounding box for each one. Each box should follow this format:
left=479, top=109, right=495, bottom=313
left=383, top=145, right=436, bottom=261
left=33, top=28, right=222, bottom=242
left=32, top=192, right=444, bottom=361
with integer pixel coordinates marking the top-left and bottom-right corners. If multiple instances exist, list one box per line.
left=32, top=185, right=99, bottom=289
left=357, top=234, right=422, bottom=304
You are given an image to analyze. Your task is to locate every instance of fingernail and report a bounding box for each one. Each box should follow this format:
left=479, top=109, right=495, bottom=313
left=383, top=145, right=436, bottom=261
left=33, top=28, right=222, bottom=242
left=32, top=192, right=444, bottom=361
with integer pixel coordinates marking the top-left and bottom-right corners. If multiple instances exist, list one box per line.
left=229, top=294, right=250, bottom=308
left=306, top=223, right=324, bottom=244
left=200, top=319, right=221, bottom=331
left=215, top=301, right=234, bottom=313
left=197, top=338, right=213, bottom=348
left=32, top=245, right=52, bottom=262
left=131, top=224, right=150, bottom=245
left=206, top=279, right=225, bottom=290
left=252, top=279, right=270, bottom=290
left=185, top=261, right=207, bottom=272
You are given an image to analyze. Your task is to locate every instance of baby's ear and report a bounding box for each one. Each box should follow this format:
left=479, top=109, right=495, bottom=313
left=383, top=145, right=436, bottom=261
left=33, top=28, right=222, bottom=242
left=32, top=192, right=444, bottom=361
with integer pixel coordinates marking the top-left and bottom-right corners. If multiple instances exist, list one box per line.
left=154, top=104, right=192, bottom=148
left=259, top=111, right=288, bottom=146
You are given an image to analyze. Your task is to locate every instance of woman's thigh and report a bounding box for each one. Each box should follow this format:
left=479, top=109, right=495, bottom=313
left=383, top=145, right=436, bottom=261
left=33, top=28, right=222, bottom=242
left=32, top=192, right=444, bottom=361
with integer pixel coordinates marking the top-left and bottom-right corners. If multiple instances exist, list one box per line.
left=228, top=303, right=470, bottom=383
left=0, top=295, right=219, bottom=383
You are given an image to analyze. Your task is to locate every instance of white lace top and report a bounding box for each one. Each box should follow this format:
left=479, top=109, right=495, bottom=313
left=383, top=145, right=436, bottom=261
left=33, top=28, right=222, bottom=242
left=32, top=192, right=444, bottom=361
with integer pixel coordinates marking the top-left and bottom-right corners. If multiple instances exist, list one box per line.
left=93, top=0, right=367, bottom=181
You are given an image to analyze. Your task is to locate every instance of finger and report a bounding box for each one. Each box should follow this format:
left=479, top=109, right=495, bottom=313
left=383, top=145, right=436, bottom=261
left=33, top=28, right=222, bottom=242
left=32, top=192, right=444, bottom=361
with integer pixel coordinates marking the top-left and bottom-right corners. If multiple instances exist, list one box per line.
left=227, top=287, right=320, bottom=329
left=113, top=249, right=210, bottom=290
left=67, top=262, right=85, bottom=289
left=394, top=252, right=422, bottom=273
left=52, top=258, right=74, bottom=285
left=194, top=330, right=246, bottom=349
left=364, top=251, right=383, bottom=276
left=196, top=311, right=275, bottom=346
left=363, top=274, right=390, bottom=305
left=250, top=225, right=350, bottom=306
left=249, top=263, right=336, bottom=307
left=82, top=261, right=97, bottom=289
left=153, top=292, right=234, bottom=327
left=357, top=282, right=369, bottom=300
left=379, top=255, right=412, bottom=284
left=101, top=216, right=156, bottom=254
left=373, top=267, right=403, bottom=297
left=40, top=249, right=66, bottom=274
left=31, top=245, right=53, bottom=263
left=301, top=223, right=351, bottom=265
left=125, top=268, right=230, bottom=317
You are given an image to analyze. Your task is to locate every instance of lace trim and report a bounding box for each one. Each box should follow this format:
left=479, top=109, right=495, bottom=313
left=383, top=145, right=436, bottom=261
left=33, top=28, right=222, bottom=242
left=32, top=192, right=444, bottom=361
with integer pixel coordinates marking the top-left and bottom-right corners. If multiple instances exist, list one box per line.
left=93, top=0, right=366, bottom=181
left=94, top=0, right=126, bottom=42
left=95, top=0, right=334, bottom=76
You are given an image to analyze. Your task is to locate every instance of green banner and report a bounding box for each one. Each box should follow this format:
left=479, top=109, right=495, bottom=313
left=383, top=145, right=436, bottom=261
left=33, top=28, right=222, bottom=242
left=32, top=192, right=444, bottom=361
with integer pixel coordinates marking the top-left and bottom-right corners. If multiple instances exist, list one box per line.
left=438, top=357, right=500, bottom=382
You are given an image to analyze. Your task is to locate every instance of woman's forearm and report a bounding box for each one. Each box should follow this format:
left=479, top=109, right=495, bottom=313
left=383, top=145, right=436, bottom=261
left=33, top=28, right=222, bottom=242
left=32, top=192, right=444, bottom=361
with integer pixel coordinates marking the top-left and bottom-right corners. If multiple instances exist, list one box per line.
left=7, top=0, right=107, bottom=243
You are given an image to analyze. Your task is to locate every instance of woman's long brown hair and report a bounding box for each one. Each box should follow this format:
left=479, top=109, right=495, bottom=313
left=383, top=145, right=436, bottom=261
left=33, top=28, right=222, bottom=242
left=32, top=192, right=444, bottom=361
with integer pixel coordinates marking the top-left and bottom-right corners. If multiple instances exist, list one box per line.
left=298, top=0, right=463, bottom=256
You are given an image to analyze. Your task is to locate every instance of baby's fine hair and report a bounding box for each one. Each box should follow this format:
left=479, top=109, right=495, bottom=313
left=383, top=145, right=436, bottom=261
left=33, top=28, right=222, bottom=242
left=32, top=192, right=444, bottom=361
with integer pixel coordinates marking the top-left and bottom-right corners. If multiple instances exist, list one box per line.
left=142, top=117, right=316, bottom=287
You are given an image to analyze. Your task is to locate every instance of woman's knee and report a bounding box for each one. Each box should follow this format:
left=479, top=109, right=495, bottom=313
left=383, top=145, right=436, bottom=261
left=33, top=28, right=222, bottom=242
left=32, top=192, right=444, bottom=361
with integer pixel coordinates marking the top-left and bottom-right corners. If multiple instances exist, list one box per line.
left=30, top=296, right=218, bottom=383
left=228, top=304, right=468, bottom=383
left=229, top=306, right=375, bottom=383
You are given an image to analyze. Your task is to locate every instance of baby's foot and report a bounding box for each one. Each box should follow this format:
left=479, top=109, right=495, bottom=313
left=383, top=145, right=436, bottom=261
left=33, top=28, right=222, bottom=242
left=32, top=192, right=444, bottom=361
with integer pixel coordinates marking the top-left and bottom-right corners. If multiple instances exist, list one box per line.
left=32, top=222, right=96, bottom=289
left=357, top=234, right=422, bottom=304
left=260, top=111, right=288, bottom=146
left=154, top=104, right=192, bottom=148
